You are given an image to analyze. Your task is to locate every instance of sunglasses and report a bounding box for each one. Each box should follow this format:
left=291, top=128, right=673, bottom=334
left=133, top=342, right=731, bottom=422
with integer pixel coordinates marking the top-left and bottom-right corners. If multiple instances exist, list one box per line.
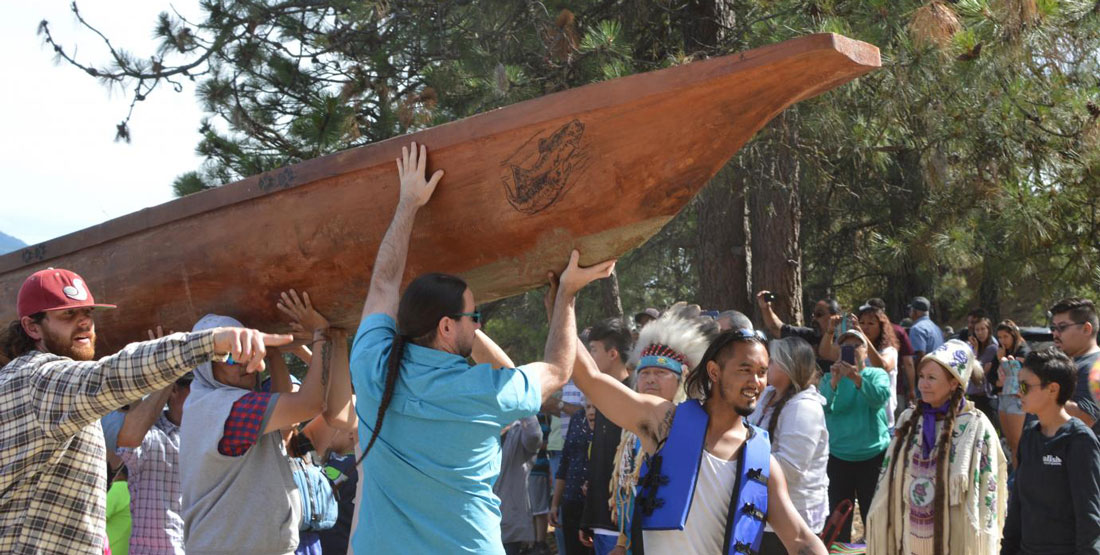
left=724, top=328, right=766, bottom=342
left=451, top=311, right=482, bottom=324
left=1018, top=380, right=1043, bottom=396
left=1051, top=321, right=1085, bottom=334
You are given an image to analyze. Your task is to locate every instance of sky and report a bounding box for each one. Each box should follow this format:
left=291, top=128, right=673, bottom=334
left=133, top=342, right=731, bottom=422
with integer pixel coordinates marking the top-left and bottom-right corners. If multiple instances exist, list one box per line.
left=1, top=1, right=205, bottom=246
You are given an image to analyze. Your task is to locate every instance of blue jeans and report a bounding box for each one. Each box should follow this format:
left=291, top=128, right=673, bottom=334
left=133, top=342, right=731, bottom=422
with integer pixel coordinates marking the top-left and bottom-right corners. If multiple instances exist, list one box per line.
left=548, top=450, right=566, bottom=555
left=593, top=532, right=618, bottom=555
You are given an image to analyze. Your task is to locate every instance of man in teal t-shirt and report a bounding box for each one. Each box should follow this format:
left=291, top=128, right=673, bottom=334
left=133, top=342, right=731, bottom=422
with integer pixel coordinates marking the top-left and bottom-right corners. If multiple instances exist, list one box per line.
left=349, top=142, right=616, bottom=554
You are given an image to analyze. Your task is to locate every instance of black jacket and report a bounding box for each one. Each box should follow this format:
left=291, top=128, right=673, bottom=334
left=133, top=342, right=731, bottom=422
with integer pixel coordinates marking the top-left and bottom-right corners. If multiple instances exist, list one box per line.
left=1002, top=418, right=1100, bottom=555
left=581, top=375, right=633, bottom=532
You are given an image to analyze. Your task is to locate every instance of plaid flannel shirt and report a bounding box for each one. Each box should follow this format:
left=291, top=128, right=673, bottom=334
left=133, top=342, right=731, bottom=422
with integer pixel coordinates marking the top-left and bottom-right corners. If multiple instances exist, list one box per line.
left=118, top=414, right=185, bottom=554
left=0, top=331, right=217, bottom=555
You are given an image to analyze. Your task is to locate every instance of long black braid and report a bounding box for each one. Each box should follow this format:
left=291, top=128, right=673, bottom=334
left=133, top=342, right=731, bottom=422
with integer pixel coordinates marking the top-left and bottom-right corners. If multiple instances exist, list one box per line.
left=358, top=273, right=467, bottom=465
left=884, top=386, right=964, bottom=555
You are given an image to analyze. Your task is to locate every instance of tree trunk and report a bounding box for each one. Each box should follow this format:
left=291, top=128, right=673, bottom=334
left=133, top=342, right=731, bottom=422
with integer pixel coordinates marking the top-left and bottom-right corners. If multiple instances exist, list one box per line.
left=749, top=113, right=804, bottom=326
left=884, top=148, right=934, bottom=323
left=600, top=269, right=625, bottom=320
left=696, top=165, right=752, bottom=314
left=689, top=0, right=752, bottom=315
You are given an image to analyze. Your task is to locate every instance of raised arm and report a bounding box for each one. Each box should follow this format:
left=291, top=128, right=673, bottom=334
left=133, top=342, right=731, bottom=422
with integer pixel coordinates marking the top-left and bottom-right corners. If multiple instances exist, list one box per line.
left=116, top=385, right=172, bottom=449
left=570, top=336, right=674, bottom=455
left=32, top=327, right=291, bottom=440
left=526, top=250, right=616, bottom=403
left=361, top=142, right=444, bottom=320
left=116, top=326, right=176, bottom=448
left=319, top=328, right=355, bottom=430
left=472, top=330, right=517, bottom=369
left=756, top=291, right=785, bottom=339
left=264, top=289, right=355, bottom=433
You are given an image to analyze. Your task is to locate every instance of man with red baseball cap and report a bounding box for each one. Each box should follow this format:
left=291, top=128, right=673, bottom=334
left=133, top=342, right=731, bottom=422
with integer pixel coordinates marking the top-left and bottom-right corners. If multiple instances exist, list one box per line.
left=0, top=267, right=293, bottom=554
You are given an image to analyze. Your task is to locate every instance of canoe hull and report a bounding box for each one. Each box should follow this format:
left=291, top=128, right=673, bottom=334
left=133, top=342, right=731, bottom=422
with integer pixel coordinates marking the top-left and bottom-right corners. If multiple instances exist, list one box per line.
left=0, top=34, right=879, bottom=353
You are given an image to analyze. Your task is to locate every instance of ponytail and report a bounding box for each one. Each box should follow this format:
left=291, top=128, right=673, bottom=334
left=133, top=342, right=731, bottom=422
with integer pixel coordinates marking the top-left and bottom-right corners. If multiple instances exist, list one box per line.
left=356, top=272, right=467, bottom=465
left=359, top=335, right=407, bottom=464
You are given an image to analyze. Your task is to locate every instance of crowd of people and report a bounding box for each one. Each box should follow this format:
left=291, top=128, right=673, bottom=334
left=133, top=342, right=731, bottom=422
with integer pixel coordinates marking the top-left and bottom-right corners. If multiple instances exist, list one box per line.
left=2, top=142, right=1100, bottom=555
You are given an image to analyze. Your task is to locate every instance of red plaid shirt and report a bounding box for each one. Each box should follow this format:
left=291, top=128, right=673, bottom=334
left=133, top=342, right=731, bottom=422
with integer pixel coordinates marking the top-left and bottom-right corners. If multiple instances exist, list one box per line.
left=217, top=392, right=273, bottom=456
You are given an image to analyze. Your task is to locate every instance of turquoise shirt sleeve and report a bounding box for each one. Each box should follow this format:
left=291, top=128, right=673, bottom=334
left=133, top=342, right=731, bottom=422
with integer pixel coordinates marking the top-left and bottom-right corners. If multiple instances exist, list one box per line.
left=351, top=313, right=397, bottom=388
left=487, top=364, right=543, bottom=425
left=856, top=368, right=891, bottom=409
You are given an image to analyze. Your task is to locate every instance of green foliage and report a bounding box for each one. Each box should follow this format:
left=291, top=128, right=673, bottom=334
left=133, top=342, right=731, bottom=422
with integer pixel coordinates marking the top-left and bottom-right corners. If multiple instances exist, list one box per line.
left=51, top=0, right=1100, bottom=357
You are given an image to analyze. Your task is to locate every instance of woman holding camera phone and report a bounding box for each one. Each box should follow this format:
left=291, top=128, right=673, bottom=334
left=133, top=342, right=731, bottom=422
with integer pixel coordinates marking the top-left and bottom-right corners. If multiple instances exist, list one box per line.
left=819, top=328, right=892, bottom=544
left=821, top=306, right=900, bottom=426
left=995, top=320, right=1031, bottom=466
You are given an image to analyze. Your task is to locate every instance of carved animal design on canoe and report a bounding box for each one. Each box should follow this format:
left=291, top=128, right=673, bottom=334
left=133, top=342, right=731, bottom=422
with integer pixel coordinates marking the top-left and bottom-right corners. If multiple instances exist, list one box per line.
left=501, top=119, right=589, bottom=214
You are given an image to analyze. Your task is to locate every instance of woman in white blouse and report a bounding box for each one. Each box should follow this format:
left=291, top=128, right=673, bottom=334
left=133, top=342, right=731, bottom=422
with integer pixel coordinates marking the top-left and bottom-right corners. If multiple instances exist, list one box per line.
left=750, top=336, right=830, bottom=554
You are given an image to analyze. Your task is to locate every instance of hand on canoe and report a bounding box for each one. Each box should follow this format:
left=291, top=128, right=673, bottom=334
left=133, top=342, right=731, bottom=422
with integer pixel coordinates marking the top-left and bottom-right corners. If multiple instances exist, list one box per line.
left=558, top=249, right=616, bottom=297
left=396, top=141, right=444, bottom=208
left=211, top=328, right=294, bottom=373
left=543, top=250, right=617, bottom=315
left=277, top=289, right=330, bottom=334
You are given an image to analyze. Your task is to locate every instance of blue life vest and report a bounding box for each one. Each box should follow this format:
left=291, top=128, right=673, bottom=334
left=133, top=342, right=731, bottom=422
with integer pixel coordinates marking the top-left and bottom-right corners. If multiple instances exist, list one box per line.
left=635, top=400, right=771, bottom=555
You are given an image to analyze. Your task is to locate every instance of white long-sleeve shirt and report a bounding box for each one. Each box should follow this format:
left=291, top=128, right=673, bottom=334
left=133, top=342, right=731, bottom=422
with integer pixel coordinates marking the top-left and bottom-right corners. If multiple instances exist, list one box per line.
left=749, top=385, right=831, bottom=532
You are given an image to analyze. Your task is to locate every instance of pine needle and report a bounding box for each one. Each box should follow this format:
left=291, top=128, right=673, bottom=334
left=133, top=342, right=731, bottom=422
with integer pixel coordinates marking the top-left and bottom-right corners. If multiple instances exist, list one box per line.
left=909, top=2, right=962, bottom=50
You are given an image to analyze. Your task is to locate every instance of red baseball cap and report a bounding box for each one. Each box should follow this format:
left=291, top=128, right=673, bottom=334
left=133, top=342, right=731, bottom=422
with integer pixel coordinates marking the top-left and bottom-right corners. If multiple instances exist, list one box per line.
left=17, top=268, right=117, bottom=318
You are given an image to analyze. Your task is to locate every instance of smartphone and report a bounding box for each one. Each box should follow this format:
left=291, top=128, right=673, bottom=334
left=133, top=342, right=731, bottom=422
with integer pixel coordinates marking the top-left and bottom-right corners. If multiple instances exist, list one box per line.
left=840, top=344, right=856, bottom=365
left=763, top=292, right=777, bottom=303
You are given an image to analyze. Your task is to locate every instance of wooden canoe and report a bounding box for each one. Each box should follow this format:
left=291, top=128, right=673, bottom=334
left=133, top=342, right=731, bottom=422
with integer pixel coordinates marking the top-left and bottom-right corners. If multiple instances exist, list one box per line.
left=0, top=33, right=879, bottom=354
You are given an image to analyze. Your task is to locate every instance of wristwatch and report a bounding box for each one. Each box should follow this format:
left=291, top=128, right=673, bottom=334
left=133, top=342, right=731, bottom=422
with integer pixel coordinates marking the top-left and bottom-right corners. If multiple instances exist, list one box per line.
left=557, top=399, right=565, bottom=412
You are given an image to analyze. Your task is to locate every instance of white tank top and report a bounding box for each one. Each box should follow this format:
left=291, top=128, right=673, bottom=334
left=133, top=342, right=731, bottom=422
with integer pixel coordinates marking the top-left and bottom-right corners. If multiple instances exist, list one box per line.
left=642, top=450, right=739, bottom=554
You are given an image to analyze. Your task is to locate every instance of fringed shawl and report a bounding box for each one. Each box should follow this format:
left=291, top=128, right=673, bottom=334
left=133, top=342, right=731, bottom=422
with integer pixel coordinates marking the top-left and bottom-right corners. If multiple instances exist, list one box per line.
left=865, top=403, right=1007, bottom=554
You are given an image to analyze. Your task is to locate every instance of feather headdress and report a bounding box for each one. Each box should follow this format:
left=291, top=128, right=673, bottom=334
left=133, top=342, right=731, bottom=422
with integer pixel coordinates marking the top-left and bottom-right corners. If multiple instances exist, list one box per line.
left=630, top=302, right=719, bottom=374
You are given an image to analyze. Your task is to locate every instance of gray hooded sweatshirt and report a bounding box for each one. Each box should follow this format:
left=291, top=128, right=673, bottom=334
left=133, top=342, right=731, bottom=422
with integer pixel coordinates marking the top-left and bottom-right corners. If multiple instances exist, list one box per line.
left=179, top=314, right=300, bottom=554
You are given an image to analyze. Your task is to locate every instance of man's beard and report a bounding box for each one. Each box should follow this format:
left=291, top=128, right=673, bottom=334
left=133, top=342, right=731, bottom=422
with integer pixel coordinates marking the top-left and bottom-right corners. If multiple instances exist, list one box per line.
left=734, top=403, right=755, bottom=418
left=42, top=327, right=96, bottom=361
left=716, top=381, right=758, bottom=417
left=457, top=333, right=474, bottom=359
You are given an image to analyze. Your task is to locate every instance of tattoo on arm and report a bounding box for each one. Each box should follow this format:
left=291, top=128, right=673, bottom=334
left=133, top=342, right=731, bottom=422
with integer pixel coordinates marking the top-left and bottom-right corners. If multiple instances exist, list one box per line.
left=649, top=406, right=675, bottom=448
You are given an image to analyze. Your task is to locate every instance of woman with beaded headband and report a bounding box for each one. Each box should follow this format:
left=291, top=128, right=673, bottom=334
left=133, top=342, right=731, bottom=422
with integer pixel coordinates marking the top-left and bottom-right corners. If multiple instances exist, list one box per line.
left=607, top=303, right=719, bottom=553
left=865, top=339, right=1008, bottom=555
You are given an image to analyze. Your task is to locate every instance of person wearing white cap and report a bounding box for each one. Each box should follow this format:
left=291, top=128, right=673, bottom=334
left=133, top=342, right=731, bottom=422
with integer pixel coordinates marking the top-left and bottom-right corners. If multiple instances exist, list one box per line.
left=865, top=339, right=1008, bottom=555
left=819, top=328, right=892, bottom=545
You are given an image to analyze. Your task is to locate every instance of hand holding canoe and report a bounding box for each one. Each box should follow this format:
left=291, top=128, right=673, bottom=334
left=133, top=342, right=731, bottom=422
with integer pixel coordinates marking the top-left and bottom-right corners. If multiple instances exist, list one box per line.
left=396, top=141, right=444, bottom=210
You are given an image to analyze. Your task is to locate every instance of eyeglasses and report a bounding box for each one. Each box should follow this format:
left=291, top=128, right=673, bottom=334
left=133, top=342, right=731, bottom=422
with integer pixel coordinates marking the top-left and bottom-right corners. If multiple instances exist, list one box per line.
left=1018, top=380, right=1043, bottom=396
left=1050, top=321, right=1085, bottom=334
left=451, top=311, right=482, bottom=324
